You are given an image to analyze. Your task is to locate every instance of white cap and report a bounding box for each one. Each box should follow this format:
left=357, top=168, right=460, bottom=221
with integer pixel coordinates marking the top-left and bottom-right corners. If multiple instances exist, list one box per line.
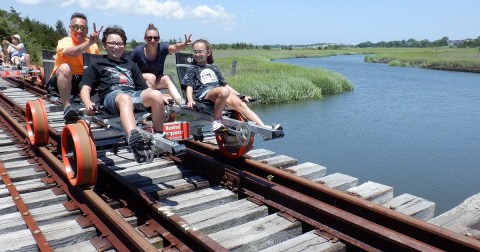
left=12, top=34, right=21, bottom=42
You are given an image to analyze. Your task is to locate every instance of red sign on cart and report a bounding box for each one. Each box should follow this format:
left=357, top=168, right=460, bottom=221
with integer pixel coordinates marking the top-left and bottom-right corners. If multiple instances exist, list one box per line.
left=0, top=70, right=21, bottom=77
left=163, top=121, right=190, bottom=140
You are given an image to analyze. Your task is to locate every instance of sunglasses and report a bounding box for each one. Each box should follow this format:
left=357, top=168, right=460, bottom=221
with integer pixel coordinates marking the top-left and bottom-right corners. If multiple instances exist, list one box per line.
left=71, top=24, right=87, bottom=32
left=145, top=36, right=160, bottom=41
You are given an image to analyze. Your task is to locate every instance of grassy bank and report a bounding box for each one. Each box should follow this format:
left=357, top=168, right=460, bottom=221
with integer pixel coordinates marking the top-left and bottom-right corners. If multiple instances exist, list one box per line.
left=164, top=49, right=355, bottom=104
left=163, top=46, right=480, bottom=104
left=364, top=47, right=480, bottom=73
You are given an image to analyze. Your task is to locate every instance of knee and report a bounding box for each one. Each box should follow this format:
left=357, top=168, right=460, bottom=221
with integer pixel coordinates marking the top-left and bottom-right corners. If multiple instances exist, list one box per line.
left=219, top=87, right=230, bottom=98
left=237, top=101, right=248, bottom=110
left=116, top=94, right=132, bottom=106
left=143, top=75, right=156, bottom=88
left=161, top=75, right=174, bottom=84
left=145, top=90, right=164, bottom=104
left=57, top=64, right=72, bottom=77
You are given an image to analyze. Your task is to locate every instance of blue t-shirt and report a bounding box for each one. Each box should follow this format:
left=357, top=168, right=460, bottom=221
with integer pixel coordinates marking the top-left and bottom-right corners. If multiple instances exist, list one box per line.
left=129, top=43, right=170, bottom=76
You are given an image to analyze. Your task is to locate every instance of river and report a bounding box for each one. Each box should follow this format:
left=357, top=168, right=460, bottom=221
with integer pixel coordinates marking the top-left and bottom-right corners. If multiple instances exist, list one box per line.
left=251, top=54, right=480, bottom=216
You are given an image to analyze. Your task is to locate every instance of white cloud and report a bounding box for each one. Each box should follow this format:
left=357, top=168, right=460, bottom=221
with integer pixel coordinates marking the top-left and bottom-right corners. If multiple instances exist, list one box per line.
left=18, top=0, right=236, bottom=29
left=191, top=5, right=236, bottom=29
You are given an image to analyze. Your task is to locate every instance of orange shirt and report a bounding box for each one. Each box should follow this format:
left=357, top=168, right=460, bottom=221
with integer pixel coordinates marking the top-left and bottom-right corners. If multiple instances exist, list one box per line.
left=51, top=37, right=99, bottom=76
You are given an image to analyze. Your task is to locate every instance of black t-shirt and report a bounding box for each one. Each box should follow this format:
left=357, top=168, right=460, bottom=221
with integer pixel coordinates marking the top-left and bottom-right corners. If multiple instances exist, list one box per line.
left=81, top=55, right=148, bottom=102
left=182, top=64, right=227, bottom=91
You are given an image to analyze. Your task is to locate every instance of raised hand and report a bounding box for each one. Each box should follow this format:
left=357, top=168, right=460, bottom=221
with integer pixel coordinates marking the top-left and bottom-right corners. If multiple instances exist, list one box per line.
left=89, top=23, right=104, bottom=43
left=184, top=34, right=192, bottom=46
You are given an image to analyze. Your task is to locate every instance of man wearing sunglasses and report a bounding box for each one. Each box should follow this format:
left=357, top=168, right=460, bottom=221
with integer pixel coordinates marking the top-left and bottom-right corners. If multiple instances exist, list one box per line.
left=46, top=12, right=103, bottom=123
left=129, top=23, right=192, bottom=105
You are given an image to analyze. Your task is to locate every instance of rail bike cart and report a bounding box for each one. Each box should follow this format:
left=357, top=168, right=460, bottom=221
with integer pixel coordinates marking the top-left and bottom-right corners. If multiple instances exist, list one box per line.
left=25, top=52, right=188, bottom=187
left=24, top=52, right=284, bottom=186
left=0, top=62, right=43, bottom=86
left=172, top=52, right=285, bottom=159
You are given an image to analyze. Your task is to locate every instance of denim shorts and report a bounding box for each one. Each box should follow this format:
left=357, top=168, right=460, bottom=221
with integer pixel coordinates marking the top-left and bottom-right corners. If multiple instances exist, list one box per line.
left=103, top=89, right=146, bottom=114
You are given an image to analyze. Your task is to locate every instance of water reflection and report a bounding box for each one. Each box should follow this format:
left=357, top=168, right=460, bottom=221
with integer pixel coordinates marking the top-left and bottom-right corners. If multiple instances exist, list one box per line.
left=252, top=55, right=480, bottom=215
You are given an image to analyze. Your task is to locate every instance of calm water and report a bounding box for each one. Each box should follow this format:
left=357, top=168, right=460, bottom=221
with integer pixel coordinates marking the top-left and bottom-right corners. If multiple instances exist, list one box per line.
left=251, top=55, right=480, bottom=215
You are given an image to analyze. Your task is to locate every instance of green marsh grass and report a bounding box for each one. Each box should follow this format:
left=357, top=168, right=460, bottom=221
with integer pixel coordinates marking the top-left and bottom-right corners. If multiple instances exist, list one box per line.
left=163, top=47, right=480, bottom=104
left=364, top=47, right=480, bottom=72
left=164, top=49, right=354, bottom=104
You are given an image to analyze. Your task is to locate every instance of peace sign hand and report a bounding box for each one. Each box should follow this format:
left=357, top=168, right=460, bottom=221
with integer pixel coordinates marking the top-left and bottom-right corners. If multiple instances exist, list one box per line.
left=184, top=34, right=192, bottom=46
left=89, top=23, right=104, bottom=44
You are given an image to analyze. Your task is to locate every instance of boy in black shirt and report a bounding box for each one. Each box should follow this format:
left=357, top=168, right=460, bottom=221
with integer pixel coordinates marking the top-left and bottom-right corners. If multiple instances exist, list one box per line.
left=80, top=26, right=166, bottom=163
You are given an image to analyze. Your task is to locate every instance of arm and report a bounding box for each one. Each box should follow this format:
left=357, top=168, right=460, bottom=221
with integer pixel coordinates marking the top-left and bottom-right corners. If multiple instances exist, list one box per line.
left=186, top=86, right=195, bottom=108
left=168, top=34, right=192, bottom=54
left=64, top=23, right=103, bottom=57
left=131, top=64, right=148, bottom=90
left=5, top=42, right=23, bottom=51
left=80, top=85, right=94, bottom=111
left=64, top=40, right=97, bottom=57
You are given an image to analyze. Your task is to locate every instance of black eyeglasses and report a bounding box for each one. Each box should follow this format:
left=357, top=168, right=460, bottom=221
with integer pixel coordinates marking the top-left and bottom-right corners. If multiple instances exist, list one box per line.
left=106, top=41, right=125, bottom=48
left=71, top=24, right=87, bottom=32
left=145, top=36, right=160, bottom=41
left=192, top=50, right=207, bottom=55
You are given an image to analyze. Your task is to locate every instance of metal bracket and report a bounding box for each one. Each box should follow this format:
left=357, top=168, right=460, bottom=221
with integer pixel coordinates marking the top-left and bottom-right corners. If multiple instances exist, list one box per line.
left=90, top=235, right=113, bottom=252
left=315, top=228, right=339, bottom=243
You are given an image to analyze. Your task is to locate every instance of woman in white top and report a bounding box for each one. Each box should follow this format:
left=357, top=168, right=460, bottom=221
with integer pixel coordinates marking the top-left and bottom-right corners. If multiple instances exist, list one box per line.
left=3, top=34, right=31, bottom=69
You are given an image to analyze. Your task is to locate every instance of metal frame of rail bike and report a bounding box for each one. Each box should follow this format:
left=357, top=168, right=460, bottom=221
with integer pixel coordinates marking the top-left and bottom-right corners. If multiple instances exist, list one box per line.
left=170, top=101, right=285, bottom=159
left=22, top=50, right=284, bottom=188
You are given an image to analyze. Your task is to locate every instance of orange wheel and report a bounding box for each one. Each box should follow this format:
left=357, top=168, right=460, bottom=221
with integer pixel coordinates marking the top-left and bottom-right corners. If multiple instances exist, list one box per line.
left=215, top=111, right=254, bottom=159
left=61, top=120, right=98, bottom=186
left=25, top=99, right=49, bottom=146
left=39, top=66, right=45, bottom=87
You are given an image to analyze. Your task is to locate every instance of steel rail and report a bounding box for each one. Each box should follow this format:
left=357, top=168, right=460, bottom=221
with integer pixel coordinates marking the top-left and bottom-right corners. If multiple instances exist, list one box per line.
left=184, top=139, right=480, bottom=251
left=97, top=156, right=228, bottom=252
left=0, top=94, right=158, bottom=251
left=0, top=161, right=53, bottom=252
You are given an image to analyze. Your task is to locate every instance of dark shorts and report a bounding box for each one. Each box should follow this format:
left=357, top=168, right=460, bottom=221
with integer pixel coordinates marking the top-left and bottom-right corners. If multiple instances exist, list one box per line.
left=46, top=74, right=82, bottom=97
left=103, top=89, right=146, bottom=114
left=195, top=85, right=218, bottom=100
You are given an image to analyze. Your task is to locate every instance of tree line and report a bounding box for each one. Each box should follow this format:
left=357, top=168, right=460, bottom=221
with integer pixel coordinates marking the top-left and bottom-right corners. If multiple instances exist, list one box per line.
left=1, top=7, right=67, bottom=64
left=357, top=36, right=480, bottom=48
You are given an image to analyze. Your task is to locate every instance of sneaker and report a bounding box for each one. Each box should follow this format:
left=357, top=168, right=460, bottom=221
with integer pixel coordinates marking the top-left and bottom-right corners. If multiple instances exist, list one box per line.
left=63, top=106, right=79, bottom=124
left=127, top=129, right=153, bottom=163
left=212, top=119, right=227, bottom=133
left=271, top=124, right=283, bottom=131
left=264, top=124, right=284, bottom=141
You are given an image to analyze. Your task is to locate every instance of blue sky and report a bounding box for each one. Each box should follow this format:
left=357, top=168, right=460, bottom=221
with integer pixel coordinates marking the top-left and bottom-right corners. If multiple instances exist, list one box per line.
left=2, top=0, right=479, bottom=45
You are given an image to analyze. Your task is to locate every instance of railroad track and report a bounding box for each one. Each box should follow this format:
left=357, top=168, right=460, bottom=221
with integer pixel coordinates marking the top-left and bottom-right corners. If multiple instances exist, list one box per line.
left=1, top=77, right=479, bottom=251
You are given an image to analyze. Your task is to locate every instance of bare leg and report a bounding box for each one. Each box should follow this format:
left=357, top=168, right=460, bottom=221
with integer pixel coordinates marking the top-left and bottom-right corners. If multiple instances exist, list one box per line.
left=153, top=75, right=182, bottom=102
left=56, top=63, right=73, bottom=107
left=159, top=75, right=182, bottom=100
left=24, top=54, right=31, bottom=69
left=142, top=73, right=156, bottom=89
left=226, top=95, right=265, bottom=126
left=142, top=89, right=165, bottom=132
left=205, top=87, right=230, bottom=120
left=115, top=94, right=136, bottom=133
